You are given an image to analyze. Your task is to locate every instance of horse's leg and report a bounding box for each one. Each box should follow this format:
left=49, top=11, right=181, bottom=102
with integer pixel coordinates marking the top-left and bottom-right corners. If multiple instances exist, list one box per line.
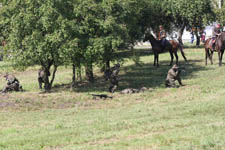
left=221, top=50, right=224, bottom=65
left=174, top=51, right=179, bottom=64
left=179, top=46, right=187, bottom=61
left=205, top=48, right=208, bottom=65
left=169, top=51, right=174, bottom=66
left=153, top=52, right=156, bottom=66
left=218, top=51, right=222, bottom=66
left=156, top=53, right=159, bottom=67
left=210, top=50, right=213, bottom=65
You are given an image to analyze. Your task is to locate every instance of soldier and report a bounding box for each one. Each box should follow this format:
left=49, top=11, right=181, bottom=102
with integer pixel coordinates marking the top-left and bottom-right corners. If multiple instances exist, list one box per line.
left=104, top=63, right=120, bottom=93
left=211, top=24, right=222, bottom=50
left=120, top=87, right=151, bottom=94
left=38, top=68, right=50, bottom=89
left=1, top=74, right=23, bottom=93
left=165, top=64, right=184, bottom=88
left=158, top=25, right=167, bottom=48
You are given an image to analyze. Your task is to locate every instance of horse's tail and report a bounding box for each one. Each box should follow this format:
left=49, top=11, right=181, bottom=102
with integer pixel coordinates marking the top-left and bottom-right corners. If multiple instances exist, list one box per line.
left=178, top=42, right=187, bottom=61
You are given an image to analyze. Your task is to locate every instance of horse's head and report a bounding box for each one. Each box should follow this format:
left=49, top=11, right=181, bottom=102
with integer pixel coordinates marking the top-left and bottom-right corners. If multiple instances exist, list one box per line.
left=143, top=33, right=155, bottom=42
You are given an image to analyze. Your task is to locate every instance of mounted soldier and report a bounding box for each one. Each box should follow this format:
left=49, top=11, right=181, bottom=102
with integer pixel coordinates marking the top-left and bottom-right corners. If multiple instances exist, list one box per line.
left=211, top=24, right=222, bottom=50
left=158, top=25, right=167, bottom=49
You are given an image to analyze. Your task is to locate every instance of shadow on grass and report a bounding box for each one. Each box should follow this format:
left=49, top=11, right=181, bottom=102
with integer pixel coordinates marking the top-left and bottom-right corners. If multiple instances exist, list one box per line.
left=51, top=58, right=213, bottom=93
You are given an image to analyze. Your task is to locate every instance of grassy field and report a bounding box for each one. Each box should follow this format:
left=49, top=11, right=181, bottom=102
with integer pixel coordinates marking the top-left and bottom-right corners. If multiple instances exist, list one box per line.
left=1, top=46, right=225, bottom=150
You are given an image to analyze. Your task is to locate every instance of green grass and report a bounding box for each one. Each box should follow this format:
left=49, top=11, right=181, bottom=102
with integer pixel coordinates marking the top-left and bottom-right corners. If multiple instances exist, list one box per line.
left=1, top=47, right=225, bottom=150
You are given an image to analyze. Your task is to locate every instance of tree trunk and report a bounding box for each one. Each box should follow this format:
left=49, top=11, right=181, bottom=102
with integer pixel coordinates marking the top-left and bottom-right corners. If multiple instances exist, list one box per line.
left=195, top=31, right=200, bottom=47
left=50, top=65, right=57, bottom=87
left=77, top=61, right=82, bottom=81
left=72, top=64, right=76, bottom=86
left=100, top=60, right=110, bottom=72
left=106, top=60, right=110, bottom=70
left=85, top=63, right=94, bottom=83
left=40, top=59, right=54, bottom=91
left=178, top=23, right=186, bottom=46
left=43, top=68, right=51, bottom=91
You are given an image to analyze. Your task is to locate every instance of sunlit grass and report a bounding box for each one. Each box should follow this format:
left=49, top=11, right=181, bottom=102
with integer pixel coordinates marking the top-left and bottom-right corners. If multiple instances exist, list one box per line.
left=0, top=47, right=225, bottom=150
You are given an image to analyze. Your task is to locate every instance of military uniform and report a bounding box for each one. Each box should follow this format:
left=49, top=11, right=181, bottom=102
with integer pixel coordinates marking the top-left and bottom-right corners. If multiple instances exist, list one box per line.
left=165, top=65, right=183, bottom=88
left=158, top=26, right=167, bottom=48
left=38, top=68, right=50, bottom=89
left=211, top=24, right=222, bottom=50
left=1, top=74, right=22, bottom=93
left=104, top=64, right=120, bottom=93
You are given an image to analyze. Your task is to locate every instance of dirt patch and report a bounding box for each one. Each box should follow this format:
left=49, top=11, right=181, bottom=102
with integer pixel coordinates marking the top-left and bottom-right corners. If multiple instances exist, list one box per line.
left=0, top=102, right=15, bottom=108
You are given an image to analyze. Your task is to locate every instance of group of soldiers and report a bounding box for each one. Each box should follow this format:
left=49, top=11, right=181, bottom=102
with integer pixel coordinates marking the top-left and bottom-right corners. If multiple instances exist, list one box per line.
left=103, top=63, right=185, bottom=92
left=0, top=63, right=184, bottom=94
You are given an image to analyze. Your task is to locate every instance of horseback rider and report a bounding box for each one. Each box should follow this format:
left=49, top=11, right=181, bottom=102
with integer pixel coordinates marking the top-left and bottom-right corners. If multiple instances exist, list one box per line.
left=158, top=25, right=167, bottom=48
left=211, top=24, right=222, bottom=50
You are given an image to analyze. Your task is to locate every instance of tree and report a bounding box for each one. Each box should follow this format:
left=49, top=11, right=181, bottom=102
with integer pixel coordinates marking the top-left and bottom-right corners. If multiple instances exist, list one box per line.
left=164, top=0, right=215, bottom=45
left=215, top=1, right=225, bottom=26
left=0, top=0, right=76, bottom=90
left=63, top=0, right=144, bottom=83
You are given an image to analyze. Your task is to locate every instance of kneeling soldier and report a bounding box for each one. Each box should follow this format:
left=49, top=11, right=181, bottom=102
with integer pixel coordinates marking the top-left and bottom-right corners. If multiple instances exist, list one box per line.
left=1, top=74, right=23, bottom=93
left=165, top=64, right=184, bottom=88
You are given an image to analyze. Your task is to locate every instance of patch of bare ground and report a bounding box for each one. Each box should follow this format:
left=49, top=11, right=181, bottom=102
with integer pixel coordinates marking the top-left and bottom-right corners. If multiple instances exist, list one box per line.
left=44, top=144, right=66, bottom=150
left=88, top=131, right=163, bottom=148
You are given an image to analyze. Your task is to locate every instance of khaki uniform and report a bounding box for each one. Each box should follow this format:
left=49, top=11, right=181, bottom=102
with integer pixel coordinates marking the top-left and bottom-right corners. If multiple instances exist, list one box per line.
left=2, top=74, right=22, bottom=93
left=165, top=65, right=183, bottom=88
left=38, top=69, right=50, bottom=89
left=104, top=64, right=120, bottom=93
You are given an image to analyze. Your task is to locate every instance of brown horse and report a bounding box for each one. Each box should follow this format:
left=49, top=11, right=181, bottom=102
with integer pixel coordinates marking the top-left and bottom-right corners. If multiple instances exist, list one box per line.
left=204, top=32, right=225, bottom=66
left=143, top=33, right=187, bottom=67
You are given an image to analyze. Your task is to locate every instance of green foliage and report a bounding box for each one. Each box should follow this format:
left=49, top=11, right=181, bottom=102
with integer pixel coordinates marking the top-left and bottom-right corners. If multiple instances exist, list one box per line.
left=1, top=48, right=225, bottom=149
left=140, top=0, right=173, bottom=32
left=0, top=0, right=75, bottom=70
left=215, top=1, right=225, bottom=26
left=165, top=0, right=215, bottom=29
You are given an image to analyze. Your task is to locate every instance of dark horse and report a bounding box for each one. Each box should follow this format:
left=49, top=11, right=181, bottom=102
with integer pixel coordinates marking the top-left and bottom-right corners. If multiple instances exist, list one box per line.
left=204, top=32, right=225, bottom=66
left=143, top=33, right=187, bottom=67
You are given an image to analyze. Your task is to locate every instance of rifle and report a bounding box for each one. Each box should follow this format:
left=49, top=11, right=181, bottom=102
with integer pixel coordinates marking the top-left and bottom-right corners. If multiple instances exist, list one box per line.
left=90, top=94, right=113, bottom=100
left=176, top=67, right=185, bottom=74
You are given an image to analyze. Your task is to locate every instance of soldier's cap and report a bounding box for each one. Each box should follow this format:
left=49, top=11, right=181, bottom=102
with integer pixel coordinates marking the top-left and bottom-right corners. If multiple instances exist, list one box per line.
left=172, top=64, right=178, bottom=69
